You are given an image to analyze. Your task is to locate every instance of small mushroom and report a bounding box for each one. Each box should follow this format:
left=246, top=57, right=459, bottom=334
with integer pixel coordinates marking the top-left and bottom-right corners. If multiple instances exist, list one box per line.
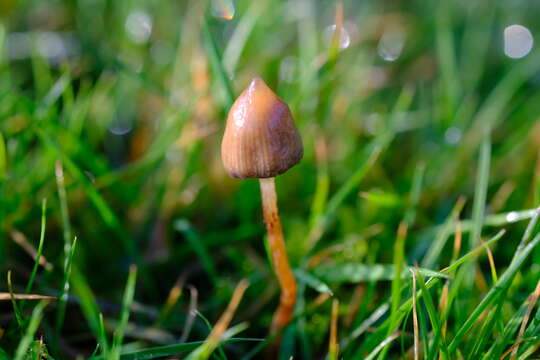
left=221, top=77, right=302, bottom=333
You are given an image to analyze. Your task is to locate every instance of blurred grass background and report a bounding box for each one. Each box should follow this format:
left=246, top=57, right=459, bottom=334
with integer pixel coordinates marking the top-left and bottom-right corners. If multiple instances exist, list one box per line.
left=1, top=0, right=540, bottom=358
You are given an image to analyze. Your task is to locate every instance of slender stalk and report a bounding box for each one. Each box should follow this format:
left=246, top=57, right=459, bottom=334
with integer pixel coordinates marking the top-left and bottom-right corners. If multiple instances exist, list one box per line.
left=259, top=177, right=296, bottom=332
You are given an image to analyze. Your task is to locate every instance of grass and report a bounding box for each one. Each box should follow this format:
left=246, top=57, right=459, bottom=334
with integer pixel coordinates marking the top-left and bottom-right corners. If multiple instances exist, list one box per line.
left=1, top=0, right=540, bottom=359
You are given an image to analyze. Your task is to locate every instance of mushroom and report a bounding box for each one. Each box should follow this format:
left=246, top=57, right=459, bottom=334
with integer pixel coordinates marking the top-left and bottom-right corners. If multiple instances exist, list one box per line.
left=221, top=77, right=302, bottom=333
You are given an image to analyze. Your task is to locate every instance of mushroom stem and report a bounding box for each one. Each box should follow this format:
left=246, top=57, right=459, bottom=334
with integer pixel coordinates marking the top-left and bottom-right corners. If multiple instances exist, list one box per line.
left=259, top=177, right=297, bottom=332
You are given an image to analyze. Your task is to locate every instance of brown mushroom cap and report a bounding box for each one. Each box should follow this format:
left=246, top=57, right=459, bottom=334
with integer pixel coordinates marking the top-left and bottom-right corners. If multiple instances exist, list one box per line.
left=221, top=77, right=303, bottom=179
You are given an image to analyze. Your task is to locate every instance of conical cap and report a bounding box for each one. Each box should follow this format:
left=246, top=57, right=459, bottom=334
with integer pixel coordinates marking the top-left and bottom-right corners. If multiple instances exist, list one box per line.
left=221, top=78, right=303, bottom=178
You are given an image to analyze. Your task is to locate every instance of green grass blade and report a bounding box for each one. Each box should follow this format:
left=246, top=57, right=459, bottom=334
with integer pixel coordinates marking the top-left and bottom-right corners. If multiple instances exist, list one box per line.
left=186, top=323, right=249, bottom=360
left=441, top=230, right=505, bottom=274
left=55, top=160, right=72, bottom=247
left=89, top=338, right=264, bottom=360
left=404, top=162, right=426, bottom=226
left=379, top=223, right=407, bottom=359
left=341, top=304, right=389, bottom=350
left=516, top=208, right=540, bottom=253
left=41, top=72, right=70, bottom=108
left=30, top=39, right=52, bottom=99
left=309, top=140, right=330, bottom=230
left=307, top=141, right=383, bottom=249
left=415, top=295, right=429, bottom=359
left=24, top=199, right=47, bottom=296
left=415, top=270, right=450, bottom=360
left=469, top=303, right=503, bottom=359
left=517, top=345, right=540, bottom=360
left=0, top=131, right=6, bottom=180
left=174, top=220, right=218, bottom=286
left=222, top=0, right=267, bottom=77
left=0, top=22, right=5, bottom=64
left=422, top=197, right=466, bottom=269
left=14, top=301, right=48, bottom=360
left=34, top=126, right=142, bottom=265
left=436, top=2, right=460, bottom=118
left=7, top=270, right=23, bottom=328
left=55, top=237, right=78, bottom=337
left=364, top=332, right=400, bottom=360
left=202, top=17, right=234, bottom=109
left=461, top=1, right=495, bottom=92
left=470, top=133, right=491, bottom=249
left=195, top=310, right=228, bottom=360
left=98, top=313, right=107, bottom=356
left=71, top=267, right=109, bottom=352
left=111, top=265, right=138, bottom=360
left=523, top=301, right=540, bottom=341
left=294, top=269, right=333, bottom=295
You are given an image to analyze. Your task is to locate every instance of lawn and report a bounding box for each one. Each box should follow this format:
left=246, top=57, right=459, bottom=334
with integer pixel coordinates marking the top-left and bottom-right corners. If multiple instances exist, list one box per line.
left=1, top=0, right=540, bottom=359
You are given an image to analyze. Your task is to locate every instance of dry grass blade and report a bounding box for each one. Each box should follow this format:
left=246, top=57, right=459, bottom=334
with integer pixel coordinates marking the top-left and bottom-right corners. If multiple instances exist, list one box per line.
left=211, top=279, right=249, bottom=336
left=155, top=277, right=185, bottom=327
left=329, top=299, right=339, bottom=360
left=452, top=219, right=463, bottom=262
left=180, top=285, right=198, bottom=343
left=509, top=279, right=540, bottom=360
left=314, top=293, right=332, bottom=307
left=490, top=181, right=515, bottom=212
left=0, top=293, right=56, bottom=301
left=10, top=230, right=53, bottom=271
left=440, top=284, right=449, bottom=339
left=481, top=237, right=498, bottom=283
left=344, top=284, right=365, bottom=327
left=186, top=279, right=249, bottom=360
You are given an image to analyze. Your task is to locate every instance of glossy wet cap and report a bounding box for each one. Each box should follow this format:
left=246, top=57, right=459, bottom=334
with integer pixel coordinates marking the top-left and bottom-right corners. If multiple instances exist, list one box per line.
left=221, top=77, right=303, bottom=178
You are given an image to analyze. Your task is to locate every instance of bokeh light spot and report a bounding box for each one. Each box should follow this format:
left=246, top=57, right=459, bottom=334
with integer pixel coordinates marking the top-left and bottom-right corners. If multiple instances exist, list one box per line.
left=125, top=10, right=152, bottom=44
left=378, top=30, right=406, bottom=62
left=444, top=127, right=462, bottom=145
left=211, top=0, right=235, bottom=21
left=504, top=24, right=533, bottom=59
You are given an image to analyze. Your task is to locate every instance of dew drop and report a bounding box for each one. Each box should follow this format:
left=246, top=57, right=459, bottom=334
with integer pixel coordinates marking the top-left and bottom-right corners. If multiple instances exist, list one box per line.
left=108, top=118, right=133, bottom=136
left=324, top=24, right=351, bottom=50
left=506, top=211, right=519, bottom=223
